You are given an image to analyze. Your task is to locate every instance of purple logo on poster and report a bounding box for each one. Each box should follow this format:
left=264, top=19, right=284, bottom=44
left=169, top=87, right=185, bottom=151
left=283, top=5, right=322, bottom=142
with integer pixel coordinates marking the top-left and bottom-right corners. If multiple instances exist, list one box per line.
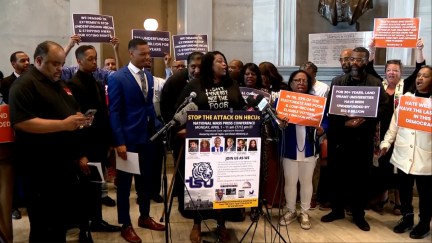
left=73, top=14, right=115, bottom=43
left=239, top=87, right=271, bottom=102
left=172, top=34, right=208, bottom=61
left=131, top=30, right=170, bottom=58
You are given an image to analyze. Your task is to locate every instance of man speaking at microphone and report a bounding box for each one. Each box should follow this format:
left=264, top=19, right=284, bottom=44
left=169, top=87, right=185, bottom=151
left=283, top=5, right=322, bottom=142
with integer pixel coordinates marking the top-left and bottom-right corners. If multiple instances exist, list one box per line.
left=108, top=38, right=165, bottom=243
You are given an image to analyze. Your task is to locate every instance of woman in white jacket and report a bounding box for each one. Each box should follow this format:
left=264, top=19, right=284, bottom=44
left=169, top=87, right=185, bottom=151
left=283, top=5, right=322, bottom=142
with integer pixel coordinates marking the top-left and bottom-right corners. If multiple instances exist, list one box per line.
left=379, top=65, right=432, bottom=239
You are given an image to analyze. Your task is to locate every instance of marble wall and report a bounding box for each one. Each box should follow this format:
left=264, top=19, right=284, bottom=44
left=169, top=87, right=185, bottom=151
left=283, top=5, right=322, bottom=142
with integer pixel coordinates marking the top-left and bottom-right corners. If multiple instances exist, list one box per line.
left=177, top=0, right=253, bottom=64
left=212, top=0, right=253, bottom=64
left=0, top=0, right=101, bottom=75
left=101, top=0, right=174, bottom=78
left=252, top=0, right=278, bottom=65
left=416, top=0, right=431, bottom=65
left=0, top=0, right=71, bottom=74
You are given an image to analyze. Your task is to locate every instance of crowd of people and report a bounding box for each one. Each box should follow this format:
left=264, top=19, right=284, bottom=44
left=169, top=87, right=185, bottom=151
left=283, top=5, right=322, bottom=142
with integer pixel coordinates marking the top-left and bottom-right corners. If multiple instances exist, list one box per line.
left=0, top=34, right=430, bottom=243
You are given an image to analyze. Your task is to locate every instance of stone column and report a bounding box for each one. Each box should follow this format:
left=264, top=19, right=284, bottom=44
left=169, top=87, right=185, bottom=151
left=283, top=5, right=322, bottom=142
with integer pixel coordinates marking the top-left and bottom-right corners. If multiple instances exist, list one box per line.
left=177, top=0, right=212, bottom=50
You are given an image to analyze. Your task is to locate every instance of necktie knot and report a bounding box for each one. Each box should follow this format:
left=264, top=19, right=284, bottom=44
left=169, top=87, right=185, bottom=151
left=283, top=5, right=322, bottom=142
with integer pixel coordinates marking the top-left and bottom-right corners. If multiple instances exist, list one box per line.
left=138, top=70, right=145, bottom=78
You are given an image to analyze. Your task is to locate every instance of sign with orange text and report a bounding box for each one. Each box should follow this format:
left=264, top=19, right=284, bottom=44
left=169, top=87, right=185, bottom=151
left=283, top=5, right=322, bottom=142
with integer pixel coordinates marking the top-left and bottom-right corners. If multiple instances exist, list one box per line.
left=374, top=18, right=420, bottom=48
left=0, top=105, right=14, bottom=143
left=276, top=91, right=326, bottom=127
left=397, top=96, right=432, bottom=133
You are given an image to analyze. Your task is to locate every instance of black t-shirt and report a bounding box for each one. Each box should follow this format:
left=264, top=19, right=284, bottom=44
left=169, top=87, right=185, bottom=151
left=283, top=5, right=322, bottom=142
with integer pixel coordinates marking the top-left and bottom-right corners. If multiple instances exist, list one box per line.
left=178, top=78, right=246, bottom=111
left=9, top=66, right=83, bottom=172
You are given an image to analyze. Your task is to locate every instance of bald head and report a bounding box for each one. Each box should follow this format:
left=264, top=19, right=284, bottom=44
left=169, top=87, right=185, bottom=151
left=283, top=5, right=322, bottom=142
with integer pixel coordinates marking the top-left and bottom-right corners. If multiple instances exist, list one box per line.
left=34, top=41, right=65, bottom=82
left=228, top=59, right=243, bottom=81
left=339, top=48, right=353, bottom=74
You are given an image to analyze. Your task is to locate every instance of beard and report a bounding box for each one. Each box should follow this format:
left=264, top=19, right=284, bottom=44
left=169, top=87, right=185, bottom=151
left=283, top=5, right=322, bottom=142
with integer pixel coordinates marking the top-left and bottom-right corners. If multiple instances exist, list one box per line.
left=350, top=65, right=365, bottom=78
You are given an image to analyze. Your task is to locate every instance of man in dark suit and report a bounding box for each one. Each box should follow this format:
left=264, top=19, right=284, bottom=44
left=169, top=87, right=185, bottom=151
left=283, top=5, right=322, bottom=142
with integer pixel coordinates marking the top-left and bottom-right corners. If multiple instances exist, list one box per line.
left=0, top=51, right=30, bottom=104
left=108, top=38, right=165, bottom=243
left=160, top=52, right=203, bottom=211
left=0, top=51, right=30, bottom=222
left=67, top=45, right=121, bottom=242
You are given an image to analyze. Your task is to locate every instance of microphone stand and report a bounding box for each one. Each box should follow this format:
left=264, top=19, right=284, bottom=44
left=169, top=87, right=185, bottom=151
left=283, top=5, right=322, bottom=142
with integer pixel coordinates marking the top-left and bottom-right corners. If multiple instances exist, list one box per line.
left=161, top=133, right=170, bottom=243
left=239, top=119, right=286, bottom=243
left=151, top=120, right=175, bottom=243
left=151, top=124, right=171, bottom=243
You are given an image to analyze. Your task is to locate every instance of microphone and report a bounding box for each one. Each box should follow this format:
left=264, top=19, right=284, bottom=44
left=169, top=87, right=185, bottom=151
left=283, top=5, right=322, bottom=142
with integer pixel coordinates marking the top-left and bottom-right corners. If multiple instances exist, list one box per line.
left=244, top=95, right=258, bottom=111
left=150, top=102, right=198, bottom=141
left=177, top=92, right=197, bottom=111
left=255, top=94, right=282, bottom=129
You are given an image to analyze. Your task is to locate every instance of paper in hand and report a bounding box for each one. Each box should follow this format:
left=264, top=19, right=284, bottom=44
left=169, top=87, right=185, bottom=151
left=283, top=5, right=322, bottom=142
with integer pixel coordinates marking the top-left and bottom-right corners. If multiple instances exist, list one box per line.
left=87, top=162, right=105, bottom=183
left=116, top=152, right=140, bottom=175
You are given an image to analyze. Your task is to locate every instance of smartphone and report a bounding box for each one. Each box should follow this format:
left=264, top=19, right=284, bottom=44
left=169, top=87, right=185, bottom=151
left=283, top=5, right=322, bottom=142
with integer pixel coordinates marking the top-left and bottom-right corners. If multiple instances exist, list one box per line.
left=84, top=109, right=97, bottom=127
left=84, top=109, right=97, bottom=117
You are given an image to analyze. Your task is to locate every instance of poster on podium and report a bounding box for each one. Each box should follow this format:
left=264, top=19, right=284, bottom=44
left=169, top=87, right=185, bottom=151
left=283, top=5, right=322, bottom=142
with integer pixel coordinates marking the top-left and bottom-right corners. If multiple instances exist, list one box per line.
left=184, top=110, right=262, bottom=210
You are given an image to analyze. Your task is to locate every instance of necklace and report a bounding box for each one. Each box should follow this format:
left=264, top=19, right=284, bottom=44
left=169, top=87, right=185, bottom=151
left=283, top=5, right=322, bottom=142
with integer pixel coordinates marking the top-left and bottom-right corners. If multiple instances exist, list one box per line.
left=297, top=143, right=306, bottom=152
left=297, top=127, right=306, bottom=152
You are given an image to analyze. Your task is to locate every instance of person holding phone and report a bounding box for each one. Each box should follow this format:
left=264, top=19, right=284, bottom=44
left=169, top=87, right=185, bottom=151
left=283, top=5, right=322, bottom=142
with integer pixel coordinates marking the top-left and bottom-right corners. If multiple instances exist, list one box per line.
left=9, top=41, right=90, bottom=242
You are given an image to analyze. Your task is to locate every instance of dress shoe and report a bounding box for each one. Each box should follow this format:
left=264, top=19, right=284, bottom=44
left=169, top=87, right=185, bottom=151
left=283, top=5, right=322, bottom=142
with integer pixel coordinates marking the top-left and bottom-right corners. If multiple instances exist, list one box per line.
left=12, top=208, right=22, bottom=220
left=393, top=213, right=414, bottom=233
left=393, top=204, right=402, bottom=215
left=310, top=198, right=317, bottom=210
left=152, top=194, right=164, bottom=203
left=138, top=216, right=165, bottom=231
left=101, top=196, right=116, bottom=207
left=321, top=211, right=345, bottom=222
left=121, top=225, right=142, bottom=243
left=409, top=221, right=431, bottom=239
left=319, top=202, right=331, bottom=211
left=79, top=230, right=94, bottom=243
left=90, top=220, right=122, bottom=232
left=190, top=224, right=201, bottom=243
left=217, top=225, right=231, bottom=242
left=353, top=217, right=370, bottom=231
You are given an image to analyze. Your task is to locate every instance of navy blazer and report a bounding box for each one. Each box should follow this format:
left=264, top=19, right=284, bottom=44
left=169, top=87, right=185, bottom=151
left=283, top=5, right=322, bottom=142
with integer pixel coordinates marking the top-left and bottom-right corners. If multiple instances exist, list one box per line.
left=108, top=66, right=157, bottom=148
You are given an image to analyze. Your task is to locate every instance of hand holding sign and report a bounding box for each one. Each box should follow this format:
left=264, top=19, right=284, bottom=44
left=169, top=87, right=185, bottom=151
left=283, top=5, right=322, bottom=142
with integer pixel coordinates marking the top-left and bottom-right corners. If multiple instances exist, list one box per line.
left=110, top=36, right=119, bottom=49
left=345, top=117, right=366, bottom=128
left=416, top=38, right=424, bottom=50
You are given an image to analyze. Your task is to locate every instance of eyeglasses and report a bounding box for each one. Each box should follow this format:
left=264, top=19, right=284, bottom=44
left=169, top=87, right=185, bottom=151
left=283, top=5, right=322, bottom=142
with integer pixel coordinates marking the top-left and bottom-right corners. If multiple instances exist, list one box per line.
left=293, top=79, right=307, bottom=84
left=349, top=57, right=366, bottom=63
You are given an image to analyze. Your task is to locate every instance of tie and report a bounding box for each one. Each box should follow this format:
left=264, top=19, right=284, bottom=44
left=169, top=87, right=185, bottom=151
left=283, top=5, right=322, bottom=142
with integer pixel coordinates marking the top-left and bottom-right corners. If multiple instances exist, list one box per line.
left=217, top=148, right=219, bottom=152
left=138, top=70, right=147, bottom=99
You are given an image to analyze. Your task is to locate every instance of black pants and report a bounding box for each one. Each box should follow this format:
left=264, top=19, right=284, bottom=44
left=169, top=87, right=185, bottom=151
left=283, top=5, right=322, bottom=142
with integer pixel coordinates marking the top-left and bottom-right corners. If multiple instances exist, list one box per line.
left=397, top=169, right=432, bottom=222
left=24, top=170, right=77, bottom=243
left=329, top=146, right=372, bottom=218
left=77, top=171, right=103, bottom=231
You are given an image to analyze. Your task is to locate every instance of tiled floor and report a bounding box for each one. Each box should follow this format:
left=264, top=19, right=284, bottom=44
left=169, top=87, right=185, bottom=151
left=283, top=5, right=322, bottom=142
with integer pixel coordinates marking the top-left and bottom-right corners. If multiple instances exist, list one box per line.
left=11, top=154, right=431, bottom=243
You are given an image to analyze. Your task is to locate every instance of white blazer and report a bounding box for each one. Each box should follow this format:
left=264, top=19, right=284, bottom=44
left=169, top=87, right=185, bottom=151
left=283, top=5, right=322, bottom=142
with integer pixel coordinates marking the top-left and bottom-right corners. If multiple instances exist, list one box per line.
left=380, top=92, right=432, bottom=175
